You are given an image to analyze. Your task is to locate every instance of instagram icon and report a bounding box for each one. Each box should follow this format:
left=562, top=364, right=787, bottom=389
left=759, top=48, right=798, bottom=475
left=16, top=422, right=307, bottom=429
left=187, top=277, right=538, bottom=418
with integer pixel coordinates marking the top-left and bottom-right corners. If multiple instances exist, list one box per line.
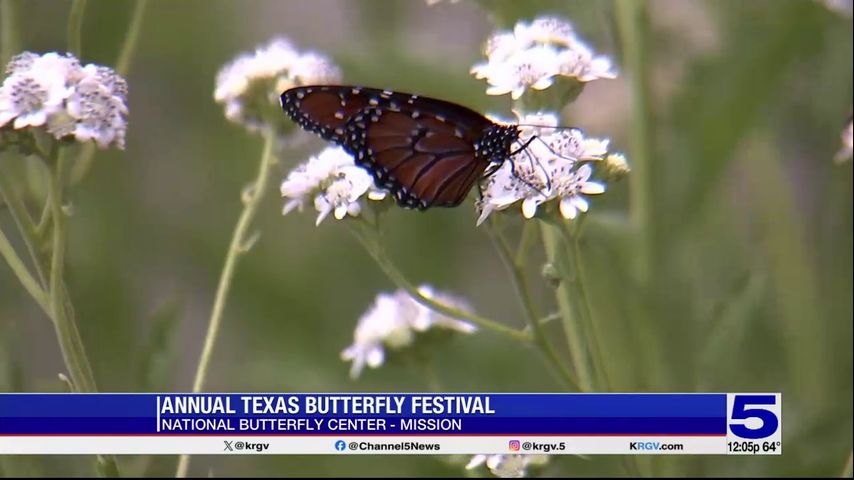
left=509, top=440, right=521, bottom=451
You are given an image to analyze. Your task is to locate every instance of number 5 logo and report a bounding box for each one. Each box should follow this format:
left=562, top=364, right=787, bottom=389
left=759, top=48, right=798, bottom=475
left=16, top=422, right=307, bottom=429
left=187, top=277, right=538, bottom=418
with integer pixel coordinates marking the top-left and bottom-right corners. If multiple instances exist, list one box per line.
left=729, top=394, right=780, bottom=439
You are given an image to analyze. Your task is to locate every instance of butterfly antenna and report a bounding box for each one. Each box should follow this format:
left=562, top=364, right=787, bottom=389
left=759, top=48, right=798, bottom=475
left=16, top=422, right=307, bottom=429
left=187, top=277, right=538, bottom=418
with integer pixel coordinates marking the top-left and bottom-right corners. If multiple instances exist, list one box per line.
left=513, top=126, right=585, bottom=164
left=509, top=135, right=536, bottom=156
left=521, top=137, right=553, bottom=191
left=503, top=135, right=551, bottom=197
left=516, top=123, right=582, bottom=132
left=528, top=134, right=583, bottom=165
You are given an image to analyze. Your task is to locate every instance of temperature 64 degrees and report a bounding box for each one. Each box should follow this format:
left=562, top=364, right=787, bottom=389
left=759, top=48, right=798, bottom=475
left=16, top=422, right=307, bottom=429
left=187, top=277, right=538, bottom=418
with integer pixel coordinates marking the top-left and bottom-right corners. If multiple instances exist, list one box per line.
left=726, top=394, right=782, bottom=455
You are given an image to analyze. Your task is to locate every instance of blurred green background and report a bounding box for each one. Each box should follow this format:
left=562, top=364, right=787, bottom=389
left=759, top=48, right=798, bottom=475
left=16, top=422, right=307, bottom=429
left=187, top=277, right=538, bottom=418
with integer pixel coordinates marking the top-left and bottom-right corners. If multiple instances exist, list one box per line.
left=0, top=0, right=851, bottom=477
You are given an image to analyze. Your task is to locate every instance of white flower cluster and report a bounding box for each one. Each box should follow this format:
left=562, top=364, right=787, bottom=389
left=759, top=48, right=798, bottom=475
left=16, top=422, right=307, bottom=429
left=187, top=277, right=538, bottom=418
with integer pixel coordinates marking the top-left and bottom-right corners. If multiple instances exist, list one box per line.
left=340, top=285, right=476, bottom=379
left=0, top=52, right=128, bottom=149
left=835, top=116, right=852, bottom=163
left=471, top=16, right=616, bottom=99
left=280, top=146, right=387, bottom=225
left=476, top=113, right=612, bottom=225
left=214, top=37, right=340, bottom=134
left=466, top=454, right=549, bottom=478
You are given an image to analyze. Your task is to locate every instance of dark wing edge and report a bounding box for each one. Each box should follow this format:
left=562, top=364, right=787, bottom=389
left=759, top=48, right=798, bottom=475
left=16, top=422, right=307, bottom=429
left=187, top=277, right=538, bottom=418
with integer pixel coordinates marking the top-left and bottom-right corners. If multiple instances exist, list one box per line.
left=282, top=85, right=495, bottom=143
left=280, top=85, right=372, bottom=144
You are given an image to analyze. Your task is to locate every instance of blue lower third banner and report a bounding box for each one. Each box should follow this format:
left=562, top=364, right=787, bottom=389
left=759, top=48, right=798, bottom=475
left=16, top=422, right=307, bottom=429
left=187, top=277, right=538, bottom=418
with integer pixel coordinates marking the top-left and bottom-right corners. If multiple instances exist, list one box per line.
left=0, top=393, right=781, bottom=455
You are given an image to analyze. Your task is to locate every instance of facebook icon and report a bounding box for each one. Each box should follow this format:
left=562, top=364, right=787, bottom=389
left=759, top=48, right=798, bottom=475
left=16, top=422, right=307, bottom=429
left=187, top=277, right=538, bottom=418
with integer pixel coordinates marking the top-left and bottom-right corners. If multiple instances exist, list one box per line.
left=335, top=440, right=347, bottom=452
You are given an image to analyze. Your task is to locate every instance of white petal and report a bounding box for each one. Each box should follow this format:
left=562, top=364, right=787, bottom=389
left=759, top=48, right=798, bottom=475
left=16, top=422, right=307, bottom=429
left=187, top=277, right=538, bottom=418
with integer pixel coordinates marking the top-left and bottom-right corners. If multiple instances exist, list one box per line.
left=314, top=197, right=333, bottom=225
left=469, top=63, right=491, bottom=79
left=486, top=85, right=514, bottom=96
left=410, top=313, right=432, bottom=332
left=334, top=204, right=349, bottom=220
left=582, top=138, right=610, bottom=159
left=588, top=57, right=617, bottom=79
left=280, top=176, right=311, bottom=198
left=575, top=163, right=593, bottom=180
left=531, top=76, right=555, bottom=90
left=521, top=197, right=539, bottom=218
left=73, top=126, right=95, bottom=142
left=571, top=195, right=589, bottom=213
left=484, top=454, right=503, bottom=470
left=0, top=110, right=17, bottom=127
left=315, top=210, right=330, bottom=226
left=382, top=329, right=410, bottom=350
left=466, top=455, right=488, bottom=470
left=365, top=346, right=385, bottom=368
left=580, top=181, right=605, bottom=195
left=14, top=111, right=47, bottom=128
left=367, top=190, right=387, bottom=201
left=346, top=201, right=362, bottom=217
left=340, top=345, right=356, bottom=362
left=488, top=454, right=529, bottom=478
left=560, top=197, right=577, bottom=219
left=514, top=111, right=559, bottom=128
left=476, top=204, right=495, bottom=226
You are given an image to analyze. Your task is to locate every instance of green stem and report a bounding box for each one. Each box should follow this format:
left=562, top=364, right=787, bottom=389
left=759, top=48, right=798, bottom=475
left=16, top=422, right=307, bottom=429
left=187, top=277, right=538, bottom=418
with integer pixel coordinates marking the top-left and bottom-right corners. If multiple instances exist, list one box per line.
left=66, top=0, right=88, bottom=57
left=47, top=145, right=97, bottom=394
left=175, top=131, right=277, bottom=478
left=540, top=222, right=595, bottom=392
left=3, top=147, right=118, bottom=476
left=115, top=0, right=148, bottom=75
left=531, top=312, right=561, bottom=328
left=514, top=218, right=537, bottom=266
left=0, top=227, right=49, bottom=311
left=46, top=146, right=116, bottom=478
left=1, top=0, right=20, bottom=67
left=556, top=219, right=633, bottom=475
left=615, top=0, right=655, bottom=283
left=486, top=219, right=579, bottom=390
left=71, top=0, right=148, bottom=184
left=36, top=195, right=52, bottom=237
left=841, top=450, right=853, bottom=478
left=48, top=147, right=67, bottom=316
left=0, top=172, right=49, bottom=287
left=349, top=221, right=531, bottom=344
left=562, top=221, right=613, bottom=390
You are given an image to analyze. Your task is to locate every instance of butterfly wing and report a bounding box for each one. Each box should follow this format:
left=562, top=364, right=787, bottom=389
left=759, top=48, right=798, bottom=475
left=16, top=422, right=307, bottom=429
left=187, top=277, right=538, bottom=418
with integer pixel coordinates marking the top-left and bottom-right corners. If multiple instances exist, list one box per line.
left=282, top=86, right=375, bottom=144
left=345, top=106, right=492, bottom=209
left=282, top=85, right=509, bottom=209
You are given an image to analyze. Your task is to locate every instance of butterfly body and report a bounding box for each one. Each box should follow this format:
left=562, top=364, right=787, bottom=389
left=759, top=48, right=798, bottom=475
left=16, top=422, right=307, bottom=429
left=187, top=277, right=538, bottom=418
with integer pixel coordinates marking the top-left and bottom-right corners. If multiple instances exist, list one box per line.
left=281, top=85, right=520, bottom=209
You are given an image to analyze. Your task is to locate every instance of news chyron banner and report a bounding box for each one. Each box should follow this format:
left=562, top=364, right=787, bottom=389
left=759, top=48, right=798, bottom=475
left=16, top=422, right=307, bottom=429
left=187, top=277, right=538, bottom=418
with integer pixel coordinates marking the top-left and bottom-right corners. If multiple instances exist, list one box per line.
left=0, top=393, right=781, bottom=455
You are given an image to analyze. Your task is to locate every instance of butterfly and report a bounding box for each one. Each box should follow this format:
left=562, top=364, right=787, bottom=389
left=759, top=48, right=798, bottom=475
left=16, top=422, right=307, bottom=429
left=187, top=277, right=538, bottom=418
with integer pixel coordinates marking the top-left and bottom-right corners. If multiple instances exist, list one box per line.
left=280, top=85, right=524, bottom=210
